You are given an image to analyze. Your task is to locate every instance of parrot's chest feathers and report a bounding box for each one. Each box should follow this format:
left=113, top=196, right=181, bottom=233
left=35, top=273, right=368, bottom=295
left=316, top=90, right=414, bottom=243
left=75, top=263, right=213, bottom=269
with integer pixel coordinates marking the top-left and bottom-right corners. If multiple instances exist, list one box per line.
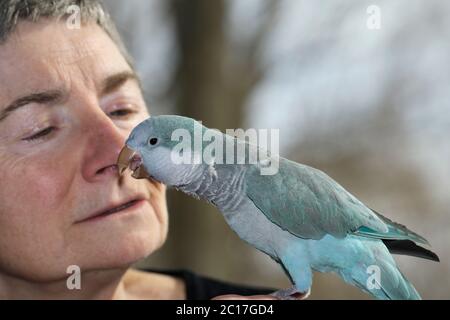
left=176, top=164, right=248, bottom=212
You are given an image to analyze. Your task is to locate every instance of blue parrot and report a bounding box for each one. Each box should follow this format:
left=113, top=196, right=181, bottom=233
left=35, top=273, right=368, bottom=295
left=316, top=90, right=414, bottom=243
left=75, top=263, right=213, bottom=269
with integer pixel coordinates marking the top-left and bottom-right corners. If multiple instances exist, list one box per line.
left=117, top=115, right=439, bottom=300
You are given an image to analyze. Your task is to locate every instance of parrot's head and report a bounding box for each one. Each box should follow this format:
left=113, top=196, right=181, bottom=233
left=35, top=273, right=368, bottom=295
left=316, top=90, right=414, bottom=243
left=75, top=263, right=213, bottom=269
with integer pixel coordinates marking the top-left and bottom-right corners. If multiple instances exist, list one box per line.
left=117, top=115, right=204, bottom=187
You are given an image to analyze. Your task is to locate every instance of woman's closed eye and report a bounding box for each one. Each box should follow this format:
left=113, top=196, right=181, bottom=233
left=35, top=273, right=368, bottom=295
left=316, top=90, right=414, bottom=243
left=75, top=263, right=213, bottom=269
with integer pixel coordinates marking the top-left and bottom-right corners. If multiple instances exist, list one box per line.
left=109, top=108, right=135, bottom=117
left=22, top=126, right=57, bottom=142
left=108, top=104, right=139, bottom=120
left=18, top=102, right=141, bottom=143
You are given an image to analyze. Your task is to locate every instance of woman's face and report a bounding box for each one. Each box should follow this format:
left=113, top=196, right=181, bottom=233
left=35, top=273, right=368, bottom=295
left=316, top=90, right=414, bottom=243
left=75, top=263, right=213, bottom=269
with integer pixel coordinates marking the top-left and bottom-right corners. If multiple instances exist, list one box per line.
left=0, top=20, right=168, bottom=282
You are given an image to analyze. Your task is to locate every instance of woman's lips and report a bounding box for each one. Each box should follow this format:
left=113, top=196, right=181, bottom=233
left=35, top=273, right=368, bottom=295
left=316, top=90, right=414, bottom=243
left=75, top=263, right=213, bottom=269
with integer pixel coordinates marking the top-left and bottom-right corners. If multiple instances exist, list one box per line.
left=76, top=199, right=145, bottom=223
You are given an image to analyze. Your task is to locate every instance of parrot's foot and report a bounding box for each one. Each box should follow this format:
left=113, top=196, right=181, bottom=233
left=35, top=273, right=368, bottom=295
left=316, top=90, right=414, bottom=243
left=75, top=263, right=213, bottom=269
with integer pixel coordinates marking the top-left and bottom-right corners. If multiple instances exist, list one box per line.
left=270, top=286, right=311, bottom=300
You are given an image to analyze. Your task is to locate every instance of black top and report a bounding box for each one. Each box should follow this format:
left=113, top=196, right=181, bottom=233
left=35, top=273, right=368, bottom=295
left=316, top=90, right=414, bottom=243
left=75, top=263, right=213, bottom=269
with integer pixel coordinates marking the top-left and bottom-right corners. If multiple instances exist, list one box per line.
left=143, top=269, right=275, bottom=300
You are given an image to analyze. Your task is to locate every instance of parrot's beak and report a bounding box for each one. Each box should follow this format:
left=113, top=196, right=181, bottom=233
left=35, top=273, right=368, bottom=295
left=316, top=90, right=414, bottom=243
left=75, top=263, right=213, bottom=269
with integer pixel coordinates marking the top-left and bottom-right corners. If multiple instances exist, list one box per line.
left=117, top=146, right=134, bottom=175
left=117, top=146, right=150, bottom=179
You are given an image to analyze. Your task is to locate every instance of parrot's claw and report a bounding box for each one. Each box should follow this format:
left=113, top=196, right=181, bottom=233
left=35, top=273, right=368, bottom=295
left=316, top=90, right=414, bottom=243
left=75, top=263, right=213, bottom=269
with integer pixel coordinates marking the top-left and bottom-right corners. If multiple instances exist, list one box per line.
left=270, top=286, right=311, bottom=300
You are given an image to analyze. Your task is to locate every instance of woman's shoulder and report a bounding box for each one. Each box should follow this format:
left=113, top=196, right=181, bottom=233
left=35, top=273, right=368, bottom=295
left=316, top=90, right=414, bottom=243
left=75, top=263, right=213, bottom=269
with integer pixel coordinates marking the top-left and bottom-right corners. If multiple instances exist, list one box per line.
left=136, top=268, right=275, bottom=300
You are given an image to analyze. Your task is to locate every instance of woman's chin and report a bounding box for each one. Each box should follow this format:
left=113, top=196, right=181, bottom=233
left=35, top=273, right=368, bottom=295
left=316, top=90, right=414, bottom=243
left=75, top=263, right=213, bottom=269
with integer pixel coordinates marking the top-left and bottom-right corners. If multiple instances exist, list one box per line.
left=95, top=224, right=163, bottom=267
left=68, top=206, right=165, bottom=271
left=114, top=230, right=162, bottom=265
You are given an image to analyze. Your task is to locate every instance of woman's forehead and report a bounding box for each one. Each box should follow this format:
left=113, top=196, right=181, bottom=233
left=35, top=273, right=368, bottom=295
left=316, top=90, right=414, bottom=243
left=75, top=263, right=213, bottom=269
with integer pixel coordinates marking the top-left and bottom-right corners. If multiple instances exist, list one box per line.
left=0, top=20, right=131, bottom=102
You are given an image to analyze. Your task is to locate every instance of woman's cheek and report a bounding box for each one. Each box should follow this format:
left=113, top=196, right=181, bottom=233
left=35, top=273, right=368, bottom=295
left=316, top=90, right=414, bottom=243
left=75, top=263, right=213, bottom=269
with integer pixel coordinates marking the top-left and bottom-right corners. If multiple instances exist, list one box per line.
left=2, top=152, right=75, bottom=213
left=148, top=181, right=169, bottom=238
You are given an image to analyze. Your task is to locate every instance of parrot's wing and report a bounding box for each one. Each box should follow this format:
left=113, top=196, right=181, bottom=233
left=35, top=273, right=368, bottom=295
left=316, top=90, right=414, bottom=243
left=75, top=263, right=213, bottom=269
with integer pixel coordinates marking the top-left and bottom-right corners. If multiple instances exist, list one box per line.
left=245, top=157, right=390, bottom=240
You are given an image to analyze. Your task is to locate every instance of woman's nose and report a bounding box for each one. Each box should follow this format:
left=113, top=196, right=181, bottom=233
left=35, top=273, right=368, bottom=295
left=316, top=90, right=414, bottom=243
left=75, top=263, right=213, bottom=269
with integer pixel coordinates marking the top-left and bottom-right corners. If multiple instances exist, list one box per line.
left=81, top=111, right=128, bottom=182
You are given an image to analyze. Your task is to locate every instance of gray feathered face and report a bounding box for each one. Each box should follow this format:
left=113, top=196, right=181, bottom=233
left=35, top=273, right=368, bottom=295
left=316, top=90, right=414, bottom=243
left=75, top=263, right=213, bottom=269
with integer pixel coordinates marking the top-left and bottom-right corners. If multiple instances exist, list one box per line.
left=117, top=116, right=200, bottom=186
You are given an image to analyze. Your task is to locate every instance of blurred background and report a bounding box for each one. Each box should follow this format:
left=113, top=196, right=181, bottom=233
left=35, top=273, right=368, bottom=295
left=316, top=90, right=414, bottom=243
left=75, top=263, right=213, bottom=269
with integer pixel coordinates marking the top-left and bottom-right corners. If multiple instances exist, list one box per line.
left=104, top=0, right=449, bottom=299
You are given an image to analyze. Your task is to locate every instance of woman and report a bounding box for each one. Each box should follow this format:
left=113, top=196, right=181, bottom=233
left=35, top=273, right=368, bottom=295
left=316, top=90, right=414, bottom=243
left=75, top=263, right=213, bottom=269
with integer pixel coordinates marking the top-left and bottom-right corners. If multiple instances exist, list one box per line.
left=0, top=0, right=275, bottom=300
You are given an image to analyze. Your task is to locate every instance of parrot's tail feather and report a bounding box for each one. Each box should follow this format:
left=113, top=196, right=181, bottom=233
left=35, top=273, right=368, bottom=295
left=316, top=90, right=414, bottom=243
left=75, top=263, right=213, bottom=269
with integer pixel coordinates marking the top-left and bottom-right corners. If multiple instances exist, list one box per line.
left=348, top=264, right=421, bottom=300
left=371, top=209, right=430, bottom=245
left=378, top=270, right=421, bottom=300
left=398, top=272, right=422, bottom=300
left=347, top=242, right=422, bottom=300
left=382, top=239, right=440, bottom=262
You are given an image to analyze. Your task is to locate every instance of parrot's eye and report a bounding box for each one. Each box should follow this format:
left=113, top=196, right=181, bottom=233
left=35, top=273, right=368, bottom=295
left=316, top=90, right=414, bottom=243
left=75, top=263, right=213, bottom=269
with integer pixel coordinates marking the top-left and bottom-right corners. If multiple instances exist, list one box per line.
left=148, top=137, right=159, bottom=146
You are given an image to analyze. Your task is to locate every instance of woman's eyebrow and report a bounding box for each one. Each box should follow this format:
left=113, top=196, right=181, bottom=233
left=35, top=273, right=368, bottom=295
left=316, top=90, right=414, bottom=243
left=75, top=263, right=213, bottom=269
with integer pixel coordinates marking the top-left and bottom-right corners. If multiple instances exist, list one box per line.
left=0, top=71, right=141, bottom=123
left=0, top=90, right=64, bottom=123
left=101, top=71, right=142, bottom=95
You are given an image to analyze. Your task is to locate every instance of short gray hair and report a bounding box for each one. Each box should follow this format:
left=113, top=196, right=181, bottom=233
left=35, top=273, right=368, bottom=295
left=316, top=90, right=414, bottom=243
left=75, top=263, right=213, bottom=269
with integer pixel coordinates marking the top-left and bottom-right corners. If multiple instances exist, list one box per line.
left=0, top=0, right=133, bottom=66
